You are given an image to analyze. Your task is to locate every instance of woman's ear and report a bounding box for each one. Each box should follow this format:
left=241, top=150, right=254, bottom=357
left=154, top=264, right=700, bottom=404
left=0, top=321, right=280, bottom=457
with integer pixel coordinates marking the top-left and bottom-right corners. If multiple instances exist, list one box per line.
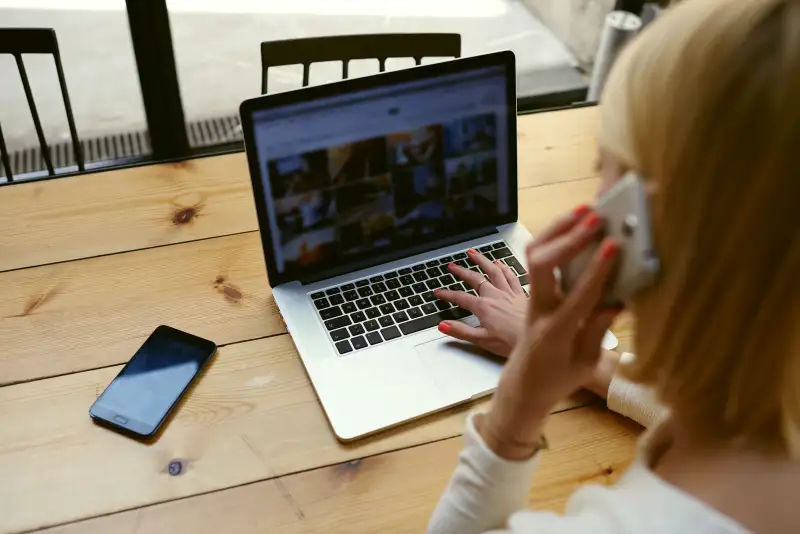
left=596, top=147, right=630, bottom=199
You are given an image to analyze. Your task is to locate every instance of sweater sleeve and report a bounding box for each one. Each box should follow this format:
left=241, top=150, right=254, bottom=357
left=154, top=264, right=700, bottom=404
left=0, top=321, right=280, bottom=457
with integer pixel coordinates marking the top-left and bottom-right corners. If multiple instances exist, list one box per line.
left=427, top=413, right=543, bottom=534
left=606, top=352, right=670, bottom=429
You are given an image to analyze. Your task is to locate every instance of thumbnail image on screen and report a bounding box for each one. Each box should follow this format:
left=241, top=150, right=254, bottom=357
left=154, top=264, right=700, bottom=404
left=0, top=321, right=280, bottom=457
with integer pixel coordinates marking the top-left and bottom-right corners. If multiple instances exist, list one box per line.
left=266, top=113, right=501, bottom=273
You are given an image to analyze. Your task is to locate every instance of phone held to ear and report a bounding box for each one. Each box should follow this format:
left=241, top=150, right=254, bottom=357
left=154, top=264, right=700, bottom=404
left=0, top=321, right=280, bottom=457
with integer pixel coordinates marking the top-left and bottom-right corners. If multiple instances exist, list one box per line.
left=561, top=172, right=660, bottom=307
left=89, top=325, right=217, bottom=439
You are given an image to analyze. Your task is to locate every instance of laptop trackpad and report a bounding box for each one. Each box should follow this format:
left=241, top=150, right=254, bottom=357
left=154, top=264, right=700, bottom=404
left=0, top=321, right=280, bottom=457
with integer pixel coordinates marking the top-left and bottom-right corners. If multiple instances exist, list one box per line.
left=415, top=337, right=504, bottom=400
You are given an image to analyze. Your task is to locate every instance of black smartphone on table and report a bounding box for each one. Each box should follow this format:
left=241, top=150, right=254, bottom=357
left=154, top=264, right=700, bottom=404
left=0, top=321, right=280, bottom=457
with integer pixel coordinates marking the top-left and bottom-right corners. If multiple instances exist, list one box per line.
left=89, top=325, right=217, bottom=439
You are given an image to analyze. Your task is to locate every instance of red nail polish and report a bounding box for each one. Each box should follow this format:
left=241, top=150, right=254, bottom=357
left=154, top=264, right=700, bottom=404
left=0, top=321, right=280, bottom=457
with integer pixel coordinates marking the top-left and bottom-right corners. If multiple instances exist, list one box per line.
left=573, top=204, right=590, bottom=217
left=438, top=322, right=451, bottom=334
left=434, top=288, right=441, bottom=294
left=448, top=262, right=456, bottom=269
left=582, top=213, right=601, bottom=230
left=601, top=240, right=619, bottom=258
left=468, top=248, right=478, bottom=254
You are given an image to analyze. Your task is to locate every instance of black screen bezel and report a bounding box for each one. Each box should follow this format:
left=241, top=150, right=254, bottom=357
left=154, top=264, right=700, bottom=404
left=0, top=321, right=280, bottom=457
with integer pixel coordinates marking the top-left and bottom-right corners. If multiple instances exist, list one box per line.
left=240, top=50, right=518, bottom=287
left=89, top=325, right=217, bottom=439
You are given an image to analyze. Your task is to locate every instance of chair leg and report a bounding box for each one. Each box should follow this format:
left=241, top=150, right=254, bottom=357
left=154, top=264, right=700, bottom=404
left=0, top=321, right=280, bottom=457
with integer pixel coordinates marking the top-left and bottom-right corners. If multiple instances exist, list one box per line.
left=54, top=51, right=84, bottom=171
left=15, top=54, right=55, bottom=176
left=0, top=122, right=13, bottom=182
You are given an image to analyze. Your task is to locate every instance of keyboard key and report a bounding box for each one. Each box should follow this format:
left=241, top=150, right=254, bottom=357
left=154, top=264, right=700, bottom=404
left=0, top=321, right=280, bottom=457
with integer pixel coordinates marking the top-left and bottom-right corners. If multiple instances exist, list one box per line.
left=311, top=291, right=325, bottom=299
left=378, top=316, right=394, bottom=328
left=386, top=279, right=401, bottom=289
left=356, top=298, right=371, bottom=310
left=483, top=251, right=495, bottom=261
left=453, top=252, right=467, bottom=260
left=412, top=282, right=428, bottom=293
left=479, top=245, right=493, bottom=253
left=369, top=275, right=384, bottom=283
left=366, top=307, right=381, bottom=319
left=381, top=326, right=402, bottom=340
left=455, top=259, right=468, bottom=268
left=385, top=290, right=400, bottom=301
left=505, top=256, right=527, bottom=275
left=342, top=302, right=357, bottom=314
left=329, top=294, right=345, bottom=306
left=394, top=299, right=410, bottom=310
left=314, top=298, right=330, bottom=310
left=398, top=267, right=412, bottom=275
left=341, top=283, right=355, bottom=291
left=493, top=242, right=506, bottom=250
left=408, top=307, right=423, bottom=319
left=448, top=283, right=462, bottom=292
left=422, top=291, right=437, bottom=302
left=325, top=316, right=352, bottom=331
left=435, top=300, right=451, bottom=311
left=335, top=340, right=353, bottom=354
left=409, top=295, right=423, bottom=306
left=426, top=278, right=441, bottom=290
left=413, top=271, right=428, bottom=282
left=439, top=265, right=450, bottom=276
left=356, top=280, right=370, bottom=287
left=331, top=328, right=350, bottom=341
left=380, top=303, right=395, bottom=315
left=492, top=247, right=513, bottom=259
left=426, top=267, right=441, bottom=278
left=398, top=307, right=472, bottom=336
left=325, top=287, right=341, bottom=295
left=320, top=306, right=342, bottom=320
left=398, top=286, right=413, bottom=298
left=440, top=274, right=455, bottom=285
left=439, top=256, right=453, bottom=264
left=370, top=294, right=386, bottom=306
left=410, top=264, right=424, bottom=272
left=372, top=282, right=387, bottom=293
left=351, top=311, right=366, bottom=323
left=518, top=274, right=529, bottom=286
left=349, top=324, right=366, bottom=336
left=399, top=275, right=415, bottom=285
left=393, top=311, right=409, bottom=322
left=426, top=260, right=439, bottom=268
left=351, top=336, right=368, bottom=350
left=421, top=303, right=437, bottom=314
left=344, top=290, right=358, bottom=301
left=366, top=331, right=383, bottom=345
left=358, top=287, right=373, bottom=297
left=384, top=271, right=399, bottom=278
left=365, top=319, right=380, bottom=332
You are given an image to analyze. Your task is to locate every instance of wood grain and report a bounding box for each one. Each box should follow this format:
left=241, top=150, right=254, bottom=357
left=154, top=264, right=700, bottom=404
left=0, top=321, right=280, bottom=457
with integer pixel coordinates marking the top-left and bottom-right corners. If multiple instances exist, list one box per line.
left=0, top=107, right=598, bottom=272
left=41, top=406, right=640, bottom=534
left=0, top=334, right=597, bottom=534
left=0, top=178, right=601, bottom=384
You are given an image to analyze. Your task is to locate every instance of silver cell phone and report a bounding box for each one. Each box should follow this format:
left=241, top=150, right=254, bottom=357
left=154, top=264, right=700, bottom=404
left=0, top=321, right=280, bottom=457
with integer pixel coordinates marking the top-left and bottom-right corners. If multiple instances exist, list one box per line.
left=561, top=172, right=660, bottom=307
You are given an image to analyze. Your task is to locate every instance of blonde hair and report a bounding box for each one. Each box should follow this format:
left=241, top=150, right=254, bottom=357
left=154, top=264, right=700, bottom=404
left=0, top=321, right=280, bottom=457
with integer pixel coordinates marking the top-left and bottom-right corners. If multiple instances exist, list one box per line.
left=600, top=0, right=800, bottom=455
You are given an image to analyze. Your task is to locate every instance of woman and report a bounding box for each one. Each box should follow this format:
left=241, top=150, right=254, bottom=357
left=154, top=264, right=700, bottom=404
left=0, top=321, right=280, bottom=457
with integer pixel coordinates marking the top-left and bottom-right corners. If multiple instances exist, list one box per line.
left=428, top=0, right=800, bottom=532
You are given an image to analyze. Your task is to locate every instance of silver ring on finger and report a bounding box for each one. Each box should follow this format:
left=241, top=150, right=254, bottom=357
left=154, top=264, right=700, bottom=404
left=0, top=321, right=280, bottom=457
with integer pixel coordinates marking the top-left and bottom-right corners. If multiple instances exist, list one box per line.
left=477, top=278, right=490, bottom=294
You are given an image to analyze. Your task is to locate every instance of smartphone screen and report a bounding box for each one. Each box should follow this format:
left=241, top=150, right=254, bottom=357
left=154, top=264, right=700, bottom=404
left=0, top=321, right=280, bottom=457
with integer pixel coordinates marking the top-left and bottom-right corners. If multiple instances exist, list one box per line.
left=90, top=325, right=216, bottom=438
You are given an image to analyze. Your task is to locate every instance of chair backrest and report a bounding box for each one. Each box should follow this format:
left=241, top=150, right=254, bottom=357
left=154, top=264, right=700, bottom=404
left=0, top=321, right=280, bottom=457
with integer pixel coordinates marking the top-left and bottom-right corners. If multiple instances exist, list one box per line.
left=260, top=33, right=461, bottom=94
left=0, top=28, right=83, bottom=181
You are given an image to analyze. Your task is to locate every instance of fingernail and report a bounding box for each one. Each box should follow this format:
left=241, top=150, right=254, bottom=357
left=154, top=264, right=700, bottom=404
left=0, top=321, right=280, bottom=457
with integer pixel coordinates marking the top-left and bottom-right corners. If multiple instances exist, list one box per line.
left=495, top=260, right=504, bottom=266
left=573, top=204, right=591, bottom=218
left=434, top=288, right=442, bottom=294
left=438, top=322, right=451, bottom=334
left=601, top=240, right=619, bottom=258
left=582, top=213, right=602, bottom=230
left=468, top=248, right=478, bottom=254
left=448, top=262, right=456, bottom=269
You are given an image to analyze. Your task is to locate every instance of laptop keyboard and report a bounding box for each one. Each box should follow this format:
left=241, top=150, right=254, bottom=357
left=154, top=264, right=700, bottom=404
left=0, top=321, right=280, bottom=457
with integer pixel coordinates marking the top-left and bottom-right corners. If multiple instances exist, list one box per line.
left=309, top=241, right=528, bottom=355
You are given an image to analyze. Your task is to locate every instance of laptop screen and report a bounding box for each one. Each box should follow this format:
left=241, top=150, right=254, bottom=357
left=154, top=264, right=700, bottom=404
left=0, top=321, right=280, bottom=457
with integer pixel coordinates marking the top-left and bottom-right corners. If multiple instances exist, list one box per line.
left=249, top=63, right=512, bottom=277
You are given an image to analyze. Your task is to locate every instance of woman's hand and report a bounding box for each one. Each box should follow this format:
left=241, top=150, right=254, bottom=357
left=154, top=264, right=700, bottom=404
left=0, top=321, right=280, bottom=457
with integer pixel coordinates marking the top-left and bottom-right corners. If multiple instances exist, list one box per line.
left=479, top=207, right=622, bottom=460
left=434, top=250, right=528, bottom=357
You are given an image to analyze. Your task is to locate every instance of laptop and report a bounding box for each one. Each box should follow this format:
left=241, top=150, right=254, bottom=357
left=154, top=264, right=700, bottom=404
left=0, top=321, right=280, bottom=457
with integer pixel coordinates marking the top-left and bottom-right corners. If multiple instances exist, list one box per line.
left=240, top=51, right=617, bottom=440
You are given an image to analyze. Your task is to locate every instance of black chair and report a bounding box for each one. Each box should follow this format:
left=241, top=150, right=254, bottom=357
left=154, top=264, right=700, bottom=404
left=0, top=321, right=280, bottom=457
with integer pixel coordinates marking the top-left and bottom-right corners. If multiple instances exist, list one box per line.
left=0, top=28, right=83, bottom=182
left=260, top=33, right=461, bottom=94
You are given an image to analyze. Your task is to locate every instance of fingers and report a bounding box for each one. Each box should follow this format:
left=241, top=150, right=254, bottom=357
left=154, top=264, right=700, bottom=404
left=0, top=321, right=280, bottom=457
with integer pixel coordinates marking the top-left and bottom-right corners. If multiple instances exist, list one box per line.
left=528, top=212, right=605, bottom=312
left=438, top=320, right=492, bottom=344
left=496, top=260, right=525, bottom=295
left=467, top=248, right=510, bottom=291
left=559, top=237, right=620, bottom=324
left=448, top=262, right=495, bottom=293
left=434, top=288, right=480, bottom=311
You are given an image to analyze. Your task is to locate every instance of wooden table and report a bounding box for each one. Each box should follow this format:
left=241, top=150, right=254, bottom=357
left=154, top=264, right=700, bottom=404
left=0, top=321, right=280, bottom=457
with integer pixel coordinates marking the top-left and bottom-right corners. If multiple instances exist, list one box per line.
left=0, top=106, right=642, bottom=534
